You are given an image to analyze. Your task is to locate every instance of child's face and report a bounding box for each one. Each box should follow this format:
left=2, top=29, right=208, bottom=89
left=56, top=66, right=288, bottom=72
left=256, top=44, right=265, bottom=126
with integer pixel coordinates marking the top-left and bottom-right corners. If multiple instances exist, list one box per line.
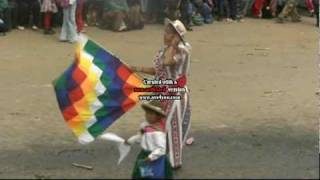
left=145, top=110, right=162, bottom=124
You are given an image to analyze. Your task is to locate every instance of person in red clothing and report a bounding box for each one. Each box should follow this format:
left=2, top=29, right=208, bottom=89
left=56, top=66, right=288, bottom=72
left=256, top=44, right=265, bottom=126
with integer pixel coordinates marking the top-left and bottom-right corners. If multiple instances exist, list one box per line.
left=40, top=0, right=58, bottom=34
left=251, top=0, right=277, bottom=18
left=76, top=0, right=85, bottom=33
left=306, top=0, right=315, bottom=15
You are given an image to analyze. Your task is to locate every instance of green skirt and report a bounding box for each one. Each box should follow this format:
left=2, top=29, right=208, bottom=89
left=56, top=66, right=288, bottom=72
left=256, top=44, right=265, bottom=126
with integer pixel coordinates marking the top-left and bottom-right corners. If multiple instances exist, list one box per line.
left=132, top=149, right=173, bottom=179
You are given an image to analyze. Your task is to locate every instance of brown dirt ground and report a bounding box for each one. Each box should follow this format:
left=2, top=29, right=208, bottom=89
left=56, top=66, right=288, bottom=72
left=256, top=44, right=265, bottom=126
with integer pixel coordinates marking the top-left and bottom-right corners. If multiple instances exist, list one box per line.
left=0, top=17, right=319, bottom=179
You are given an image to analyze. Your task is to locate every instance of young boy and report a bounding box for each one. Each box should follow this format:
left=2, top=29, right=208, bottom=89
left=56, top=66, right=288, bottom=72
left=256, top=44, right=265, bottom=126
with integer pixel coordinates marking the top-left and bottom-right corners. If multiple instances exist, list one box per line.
left=125, top=100, right=173, bottom=179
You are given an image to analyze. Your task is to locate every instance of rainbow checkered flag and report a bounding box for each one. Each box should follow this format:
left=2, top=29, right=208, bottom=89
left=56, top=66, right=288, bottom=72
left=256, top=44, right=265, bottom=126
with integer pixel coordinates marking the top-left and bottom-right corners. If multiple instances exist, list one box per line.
left=53, top=36, right=147, bottom=144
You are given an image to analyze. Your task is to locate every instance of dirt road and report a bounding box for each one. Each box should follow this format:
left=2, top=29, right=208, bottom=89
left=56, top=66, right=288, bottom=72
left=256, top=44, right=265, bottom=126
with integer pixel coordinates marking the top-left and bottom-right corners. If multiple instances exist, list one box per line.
left=0, top=17, right=318, bottom=179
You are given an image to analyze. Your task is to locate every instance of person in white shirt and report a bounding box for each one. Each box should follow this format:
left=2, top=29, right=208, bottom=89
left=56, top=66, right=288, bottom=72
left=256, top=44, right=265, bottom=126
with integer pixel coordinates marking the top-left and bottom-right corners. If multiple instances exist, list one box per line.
left=126, top=100, right=173, bottom=179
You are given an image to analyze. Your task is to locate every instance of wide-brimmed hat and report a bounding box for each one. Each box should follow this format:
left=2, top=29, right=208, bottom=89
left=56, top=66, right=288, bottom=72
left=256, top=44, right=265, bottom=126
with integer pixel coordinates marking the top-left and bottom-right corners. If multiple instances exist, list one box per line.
left=164, top=18, right=187, bottom=43
left=141, top=100, right=166, bottom=117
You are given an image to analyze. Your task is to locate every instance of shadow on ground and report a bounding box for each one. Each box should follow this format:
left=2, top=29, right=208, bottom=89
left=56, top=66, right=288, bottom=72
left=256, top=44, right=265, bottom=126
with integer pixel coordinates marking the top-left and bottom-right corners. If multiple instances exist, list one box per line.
left=0, top=124, right=318, bottom=179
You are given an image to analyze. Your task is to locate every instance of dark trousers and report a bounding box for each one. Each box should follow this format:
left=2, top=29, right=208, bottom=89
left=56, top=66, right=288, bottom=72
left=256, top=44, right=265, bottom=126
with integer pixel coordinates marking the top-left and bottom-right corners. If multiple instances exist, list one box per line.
left=217, top=0, right=224, bottom=19
left=313, top=0, right=319, bottom=26
left=17, top=0, right=40, bottom=26
left=165, top=0, right=180, bottom=20
left=53, top=6, right=63, bottom=27
left=0, top=3, right=18, bottom=30
left=180, top=0, right=192, bottom=27
left=83, top=0, right=88, bottom=22
left=8, top=1, right=18, bottom=29
left=217, top=0, right=237, bottom=19
left=237, top=0, right=250, bottom=18
left=230, top=0, right=238, bottom=19
left=88, top=0, right=104, bottom=25
left=1, top=8, right=11, bottom=30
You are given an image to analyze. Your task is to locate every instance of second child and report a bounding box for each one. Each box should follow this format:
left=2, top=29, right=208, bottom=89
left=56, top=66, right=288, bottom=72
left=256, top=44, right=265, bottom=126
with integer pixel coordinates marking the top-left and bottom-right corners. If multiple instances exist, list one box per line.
left=126, top=100, right=173, bottom=179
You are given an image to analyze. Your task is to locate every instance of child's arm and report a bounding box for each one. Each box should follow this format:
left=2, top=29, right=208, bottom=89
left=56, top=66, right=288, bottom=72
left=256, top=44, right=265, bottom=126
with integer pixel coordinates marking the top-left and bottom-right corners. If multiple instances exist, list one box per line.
left=125, top=122, right=149, bottom=145
left=126, top=133, right=142, bottom=145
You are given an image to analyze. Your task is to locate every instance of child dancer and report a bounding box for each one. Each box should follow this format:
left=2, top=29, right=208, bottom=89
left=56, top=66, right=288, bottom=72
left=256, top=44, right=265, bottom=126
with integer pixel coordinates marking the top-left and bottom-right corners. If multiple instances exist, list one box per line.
left=126, top=100, right=173, bottom=179
left=41, top=0, right=58, bottom=34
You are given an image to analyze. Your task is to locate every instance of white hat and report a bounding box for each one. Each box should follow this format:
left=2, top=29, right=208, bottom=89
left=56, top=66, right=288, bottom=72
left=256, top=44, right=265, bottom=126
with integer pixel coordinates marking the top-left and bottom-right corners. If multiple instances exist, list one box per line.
left=141, top=100, right=166, bottom=117
left=165, top=18, right=187, bottom=42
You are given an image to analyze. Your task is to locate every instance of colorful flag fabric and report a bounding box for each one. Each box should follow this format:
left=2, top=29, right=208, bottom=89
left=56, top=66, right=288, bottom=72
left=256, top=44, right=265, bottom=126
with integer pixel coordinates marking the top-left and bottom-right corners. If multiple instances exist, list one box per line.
left=53, top=36, right=147, bottom=144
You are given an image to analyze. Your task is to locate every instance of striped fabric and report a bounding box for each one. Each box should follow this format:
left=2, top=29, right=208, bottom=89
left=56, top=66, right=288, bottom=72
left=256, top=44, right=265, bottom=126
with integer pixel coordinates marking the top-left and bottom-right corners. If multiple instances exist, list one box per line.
left=53, top=36, right=147, bottom=144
